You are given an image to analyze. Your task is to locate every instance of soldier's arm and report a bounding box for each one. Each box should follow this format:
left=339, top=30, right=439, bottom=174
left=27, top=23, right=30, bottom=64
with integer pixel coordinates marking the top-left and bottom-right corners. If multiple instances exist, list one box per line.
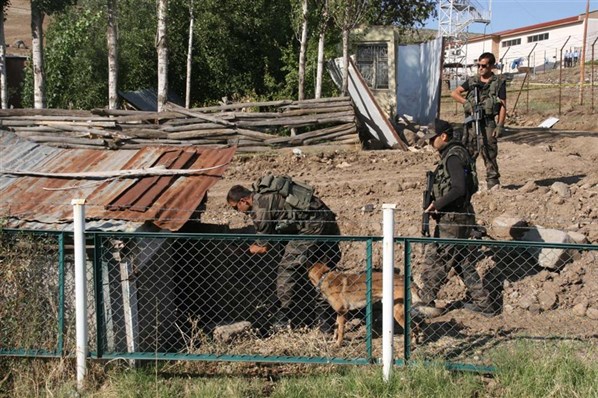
left=251, top=193, right=278, bottom=252
left=451, top=86, right=467, bottom=105
left=497, top=81, right=507, bottom=126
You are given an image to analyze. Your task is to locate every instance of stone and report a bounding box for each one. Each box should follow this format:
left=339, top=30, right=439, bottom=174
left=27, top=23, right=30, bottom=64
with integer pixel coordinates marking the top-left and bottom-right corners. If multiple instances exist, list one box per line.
left=567, top=231, right=588, bottom=244
left=213, top=321, right=252, bottom=343
left=550, top=182, right=571, bottom=198
left=521, top=226, right=578, bottom=269
left=519, top=180, right=537, bottom=193
left=572, top=301, right=588, bottom=317
left=537, top=290, right=557, bottom=311
left=492, top=214, right=529, bottom=240
left=586, top=308, right=598, bottom=320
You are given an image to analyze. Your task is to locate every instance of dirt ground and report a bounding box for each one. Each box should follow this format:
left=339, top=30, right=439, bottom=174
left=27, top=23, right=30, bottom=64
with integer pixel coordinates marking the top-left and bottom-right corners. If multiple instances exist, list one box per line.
left=201, top=73, right=598, bottom=345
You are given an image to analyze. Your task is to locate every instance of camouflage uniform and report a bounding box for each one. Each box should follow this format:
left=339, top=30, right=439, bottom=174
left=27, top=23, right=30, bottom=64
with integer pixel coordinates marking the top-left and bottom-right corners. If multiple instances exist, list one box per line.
left=461, top=74, right=506, bottom=186
left=251, top=179, right=341, bottom=325
left=419, top=143, right=492, bottom=310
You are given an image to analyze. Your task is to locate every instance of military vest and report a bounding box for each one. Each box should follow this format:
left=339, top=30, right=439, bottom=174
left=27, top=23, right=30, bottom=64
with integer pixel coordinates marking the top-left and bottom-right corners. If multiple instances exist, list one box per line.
left=252, top=174, right=318, bottom=233
left=432, top=143, right=479, bottom=205
left=253, top=174, right=314, bottom=210
left=465, top=74, right=505, bottom=117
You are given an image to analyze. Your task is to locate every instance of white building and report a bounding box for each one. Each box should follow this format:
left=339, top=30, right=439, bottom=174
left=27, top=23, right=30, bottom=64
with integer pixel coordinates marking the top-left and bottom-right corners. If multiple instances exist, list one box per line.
left=451, top=10, right=598, bottom=76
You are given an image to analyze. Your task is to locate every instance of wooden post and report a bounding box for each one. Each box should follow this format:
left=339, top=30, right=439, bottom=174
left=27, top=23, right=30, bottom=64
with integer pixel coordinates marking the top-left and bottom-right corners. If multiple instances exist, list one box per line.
left=559, top=37, right=571, bottom=116
left=592, top=38, right=598, bottom=114
left=580, top=0, right=590, bottom=105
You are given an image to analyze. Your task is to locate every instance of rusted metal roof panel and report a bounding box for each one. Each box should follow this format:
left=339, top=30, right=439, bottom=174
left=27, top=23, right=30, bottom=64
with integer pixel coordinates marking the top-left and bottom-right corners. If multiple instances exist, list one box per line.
left=0, top=132, right=236, bottom=231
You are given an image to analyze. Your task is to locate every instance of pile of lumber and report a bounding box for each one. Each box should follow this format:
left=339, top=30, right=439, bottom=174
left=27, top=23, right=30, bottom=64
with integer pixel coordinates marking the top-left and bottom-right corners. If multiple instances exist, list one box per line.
left=0, top=97, right=359, bottom=152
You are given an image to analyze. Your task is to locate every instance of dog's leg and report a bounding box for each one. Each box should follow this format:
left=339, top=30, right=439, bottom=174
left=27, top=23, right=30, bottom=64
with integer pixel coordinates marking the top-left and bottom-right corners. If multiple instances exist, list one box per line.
left=336, top=313, right=346, bottom=346
left=393, top=303, right=405, bottom=330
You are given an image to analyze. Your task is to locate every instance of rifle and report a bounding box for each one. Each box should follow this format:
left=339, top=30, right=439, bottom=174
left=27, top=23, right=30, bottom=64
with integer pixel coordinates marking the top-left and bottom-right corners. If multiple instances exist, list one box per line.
left=463, top=84, right=484, bottom=153
left=421, top=171, right=434, bottom=237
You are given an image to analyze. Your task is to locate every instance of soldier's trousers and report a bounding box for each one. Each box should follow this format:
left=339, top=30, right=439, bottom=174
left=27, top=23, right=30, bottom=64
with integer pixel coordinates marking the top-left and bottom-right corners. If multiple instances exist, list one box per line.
left=418, top=208, right=490, bottom=307
left=277, top=223, right=341, bottom=322
left=463, top=119, right=500, bottom=183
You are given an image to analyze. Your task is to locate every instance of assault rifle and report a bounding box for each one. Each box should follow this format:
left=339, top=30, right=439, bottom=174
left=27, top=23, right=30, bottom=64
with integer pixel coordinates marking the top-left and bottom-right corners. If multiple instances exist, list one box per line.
left=421, top=171, right=434, bottom=237
left=463, top=84, right=484, bottom=153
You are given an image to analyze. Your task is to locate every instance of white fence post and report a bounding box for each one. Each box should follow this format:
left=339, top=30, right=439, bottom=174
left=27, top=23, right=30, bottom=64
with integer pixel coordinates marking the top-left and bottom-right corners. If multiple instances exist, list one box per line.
left=382, top=204, right=396, bottom=382
left=72, top=199, right=88, bottom=391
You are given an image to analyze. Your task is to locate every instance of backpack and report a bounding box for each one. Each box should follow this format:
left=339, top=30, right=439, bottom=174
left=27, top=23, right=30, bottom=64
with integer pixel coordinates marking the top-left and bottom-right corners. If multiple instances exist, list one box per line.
left=252, top=174, right=314, bottom=211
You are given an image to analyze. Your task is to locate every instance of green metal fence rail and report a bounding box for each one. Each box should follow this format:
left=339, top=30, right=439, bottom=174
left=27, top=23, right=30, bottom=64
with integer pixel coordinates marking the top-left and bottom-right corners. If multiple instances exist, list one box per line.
left=1, top=228, right=596, bottom=374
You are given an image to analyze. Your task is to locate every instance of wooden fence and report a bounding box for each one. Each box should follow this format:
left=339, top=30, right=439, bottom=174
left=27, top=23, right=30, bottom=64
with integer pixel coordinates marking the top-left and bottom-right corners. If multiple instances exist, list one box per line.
left=0, top=97, right=359, bottom=152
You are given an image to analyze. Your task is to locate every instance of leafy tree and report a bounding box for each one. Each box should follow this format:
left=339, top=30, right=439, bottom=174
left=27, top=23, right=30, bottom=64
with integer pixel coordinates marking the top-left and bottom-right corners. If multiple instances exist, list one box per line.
left=366, top=0, right=436, bottom=27
left=30, top=0, right=77, bottom=108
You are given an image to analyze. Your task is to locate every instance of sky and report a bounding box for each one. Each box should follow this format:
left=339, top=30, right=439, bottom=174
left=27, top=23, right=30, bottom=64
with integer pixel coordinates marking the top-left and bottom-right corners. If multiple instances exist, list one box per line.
left=424, top=0, right=592, bottom=34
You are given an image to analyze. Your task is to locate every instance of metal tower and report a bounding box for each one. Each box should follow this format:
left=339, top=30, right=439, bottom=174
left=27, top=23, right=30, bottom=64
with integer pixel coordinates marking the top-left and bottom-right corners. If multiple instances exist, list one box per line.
left=437, top=0, right=491, bottom=78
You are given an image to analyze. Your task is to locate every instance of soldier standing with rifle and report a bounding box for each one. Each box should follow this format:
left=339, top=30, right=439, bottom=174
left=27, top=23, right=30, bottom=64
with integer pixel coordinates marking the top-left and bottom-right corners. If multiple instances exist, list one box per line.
left=451, top=52, right=506, bottom=190
left=414, top=119, right=495, bottom=318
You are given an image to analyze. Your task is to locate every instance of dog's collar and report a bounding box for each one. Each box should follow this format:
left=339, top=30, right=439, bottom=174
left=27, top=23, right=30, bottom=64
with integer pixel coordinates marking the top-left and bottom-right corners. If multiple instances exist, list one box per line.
left=316, top=270, right=331, bottom=291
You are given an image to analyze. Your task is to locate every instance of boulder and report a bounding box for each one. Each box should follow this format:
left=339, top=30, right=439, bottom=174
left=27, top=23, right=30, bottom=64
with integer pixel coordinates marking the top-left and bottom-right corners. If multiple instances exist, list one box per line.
left=521, top=227, right=579, bottom=270
left=492, top=214, right=529, bottom=240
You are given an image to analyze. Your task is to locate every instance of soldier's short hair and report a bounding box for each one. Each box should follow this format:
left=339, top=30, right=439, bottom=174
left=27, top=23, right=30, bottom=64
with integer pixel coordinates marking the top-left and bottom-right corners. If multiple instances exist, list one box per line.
left=227, top=185, right=252, bottom=203
left=479, top=52, right=496, bottom=66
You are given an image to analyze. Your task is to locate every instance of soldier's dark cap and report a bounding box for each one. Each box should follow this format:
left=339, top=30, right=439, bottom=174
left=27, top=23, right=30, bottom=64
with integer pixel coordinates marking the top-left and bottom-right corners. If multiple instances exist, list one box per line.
left=423, top=119, right=454, bottom=140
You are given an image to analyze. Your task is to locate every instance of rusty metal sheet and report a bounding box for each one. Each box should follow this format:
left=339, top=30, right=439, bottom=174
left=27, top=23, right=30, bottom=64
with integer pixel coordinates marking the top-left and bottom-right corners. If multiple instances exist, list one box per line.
left=0, top=133, right=236, bottom=231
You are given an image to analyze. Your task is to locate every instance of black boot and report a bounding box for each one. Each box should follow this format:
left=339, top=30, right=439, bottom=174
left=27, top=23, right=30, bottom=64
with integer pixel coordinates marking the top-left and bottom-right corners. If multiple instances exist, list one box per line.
left=314, top=303, right=336, bottom=334
left=271, top=308, right=291, bottom=331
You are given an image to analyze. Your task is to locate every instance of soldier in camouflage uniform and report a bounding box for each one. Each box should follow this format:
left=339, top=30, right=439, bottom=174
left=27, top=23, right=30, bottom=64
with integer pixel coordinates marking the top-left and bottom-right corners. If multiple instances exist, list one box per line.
left=415, top=120, right=495, bottom=317
left=227, top=175, right=341, bottom=331
left=451, top=52, right=506, bottom=190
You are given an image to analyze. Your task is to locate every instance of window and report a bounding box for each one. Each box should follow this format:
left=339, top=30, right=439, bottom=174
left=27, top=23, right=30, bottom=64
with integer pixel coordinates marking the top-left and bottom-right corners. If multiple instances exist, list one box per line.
left=528, top=33, right=549, bottom=43
left=356, top=44, right=389, bottom=89
left=502, top=38, right=521, bottom=47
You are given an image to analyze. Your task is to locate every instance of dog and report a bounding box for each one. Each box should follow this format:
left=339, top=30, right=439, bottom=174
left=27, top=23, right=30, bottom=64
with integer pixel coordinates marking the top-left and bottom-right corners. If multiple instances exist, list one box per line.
left=307, top=262, right=442, bottom=346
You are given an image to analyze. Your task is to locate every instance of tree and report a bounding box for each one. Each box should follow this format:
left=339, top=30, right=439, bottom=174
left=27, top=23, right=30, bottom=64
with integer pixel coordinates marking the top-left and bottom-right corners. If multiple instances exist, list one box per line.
left=185, top=0, right=195, bottom=108
left=30, top=0, right=76, bottom=109
left=366, top=0, right=436, bottom=27
left=107, top=0, right=118, bottom=109
left=0, top=0, right=9, bottom=109
left=314, top=0, right=330, bottom=99
left=295, top=0, right=308, bottom=100
left=156, top=0, right=168, bottom=112
left=329, top=0, right=369, bottom=96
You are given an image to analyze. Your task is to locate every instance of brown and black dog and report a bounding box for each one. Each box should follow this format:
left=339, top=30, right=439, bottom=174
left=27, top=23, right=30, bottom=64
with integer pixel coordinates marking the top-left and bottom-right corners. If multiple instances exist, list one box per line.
left=308, top=262, right=442, bottom=346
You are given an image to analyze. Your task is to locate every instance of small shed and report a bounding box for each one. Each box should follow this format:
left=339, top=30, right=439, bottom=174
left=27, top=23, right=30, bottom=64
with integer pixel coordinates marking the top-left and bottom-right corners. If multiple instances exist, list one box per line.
left=0, top=132, right=236, bottom=353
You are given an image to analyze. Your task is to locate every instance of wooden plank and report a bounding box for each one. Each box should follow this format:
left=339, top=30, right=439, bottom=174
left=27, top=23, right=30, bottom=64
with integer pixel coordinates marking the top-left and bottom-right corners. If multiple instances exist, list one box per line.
left=0, top=109, right=94, bottom=117
left=191, top=99, right=292, bottom=112
left=163, top=102, right=236, bottom=127
left=167, top=129, right=237, bottom=140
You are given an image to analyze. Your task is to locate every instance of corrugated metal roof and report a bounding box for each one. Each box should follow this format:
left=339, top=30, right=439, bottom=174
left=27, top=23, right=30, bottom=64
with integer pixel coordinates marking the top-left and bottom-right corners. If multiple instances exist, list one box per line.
left=0, top=132, right=236, bottom=231
left=469, top=15, right=581, bottom=43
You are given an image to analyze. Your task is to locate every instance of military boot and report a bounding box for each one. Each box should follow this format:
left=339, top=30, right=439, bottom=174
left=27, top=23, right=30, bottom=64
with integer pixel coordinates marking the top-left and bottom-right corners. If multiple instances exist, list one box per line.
left=487, top=179, right=500, bottom=190
left=314, top=302, right=336, bottom=334
left=270, top=308, right=291, bottom=331
left=463, top=302, right=497, bottom=317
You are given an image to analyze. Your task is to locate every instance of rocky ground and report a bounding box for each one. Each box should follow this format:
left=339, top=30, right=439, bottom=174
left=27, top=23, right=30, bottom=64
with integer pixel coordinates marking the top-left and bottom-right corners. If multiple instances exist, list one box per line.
left=201, top=81, right=598, bottom=346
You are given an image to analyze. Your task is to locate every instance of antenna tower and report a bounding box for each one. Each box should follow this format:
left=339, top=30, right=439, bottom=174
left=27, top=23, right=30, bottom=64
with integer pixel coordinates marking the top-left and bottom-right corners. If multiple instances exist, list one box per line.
left=437, top=0, right=491, bottom=79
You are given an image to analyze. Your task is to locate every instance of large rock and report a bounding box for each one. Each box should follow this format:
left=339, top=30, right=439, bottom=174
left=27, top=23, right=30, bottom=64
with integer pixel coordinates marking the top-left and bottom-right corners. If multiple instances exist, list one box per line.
left=213, top=321, right=252, bottom=343
left=492, top=214, right=529, bottom=240
left=521, top=227, right=579, bottom=269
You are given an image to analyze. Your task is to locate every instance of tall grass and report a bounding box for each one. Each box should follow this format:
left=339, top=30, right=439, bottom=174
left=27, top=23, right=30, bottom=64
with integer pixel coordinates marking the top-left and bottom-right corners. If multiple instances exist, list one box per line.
left=1, top=340, right=595, bottom=397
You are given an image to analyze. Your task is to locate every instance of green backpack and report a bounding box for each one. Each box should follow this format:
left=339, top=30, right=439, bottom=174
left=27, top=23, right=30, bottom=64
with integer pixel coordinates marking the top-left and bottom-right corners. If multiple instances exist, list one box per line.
left=252, top=174, right=314, bottom=210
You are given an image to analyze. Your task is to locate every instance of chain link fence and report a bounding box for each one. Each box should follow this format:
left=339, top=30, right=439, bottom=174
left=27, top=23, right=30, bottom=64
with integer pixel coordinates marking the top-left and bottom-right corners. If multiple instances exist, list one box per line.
left=1, top=228, right=596, bottom=371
